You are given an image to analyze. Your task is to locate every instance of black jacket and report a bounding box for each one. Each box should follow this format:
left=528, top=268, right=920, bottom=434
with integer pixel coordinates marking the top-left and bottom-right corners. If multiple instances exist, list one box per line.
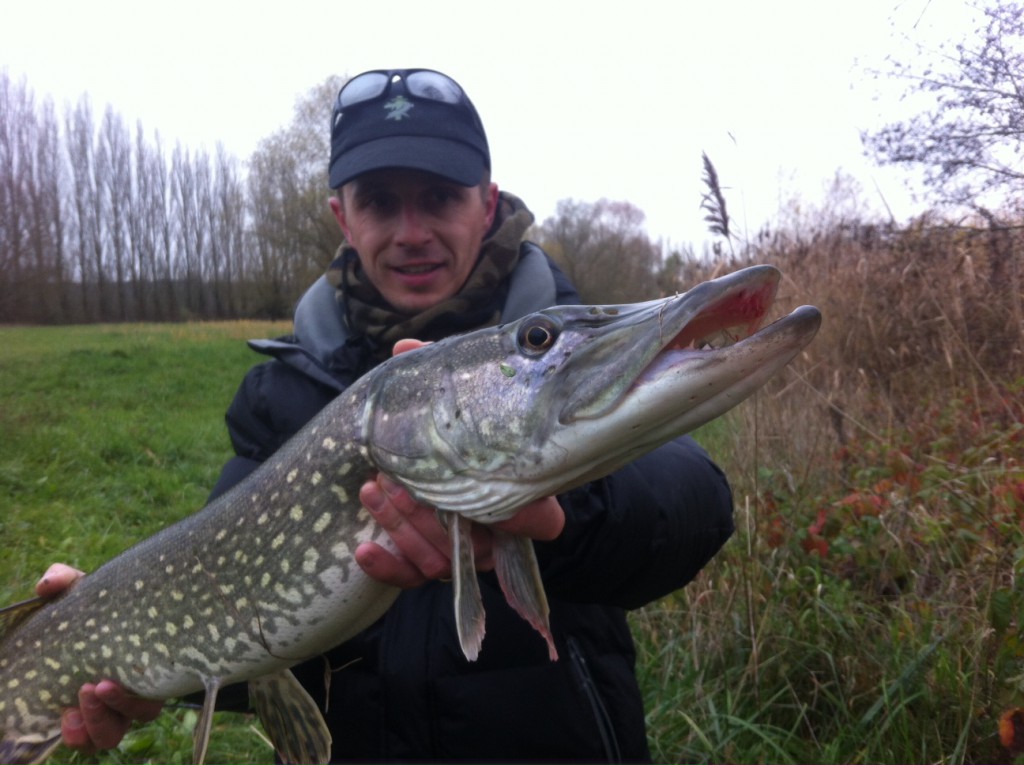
left=210, top=245, right=735, bottom=762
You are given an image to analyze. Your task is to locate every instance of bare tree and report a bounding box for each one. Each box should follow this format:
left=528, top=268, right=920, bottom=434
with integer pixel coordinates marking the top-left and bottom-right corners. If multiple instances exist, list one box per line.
left=194, top=149, right=216, bottom=316
left=862, top=1, right=1024, bottom=215
left=0, top=74, right=68, bottom=322
left=246, top=154, right=296, bottom=319
left=171, top=144, right=207, bottom=316
left=26, top=97, right=68, bottom=322
left=133, top=122, right=159, bottom=319
left=98, top=107, right=134, bottom=319
left=0, top=72, right=32, bottom=321
left=246, top=74, right=346, bottom=314
left=208, top=144, right=245, bottom=317
left=152, top=133, right=178, bottom=320
left=65, top=96, right=104, bottom=321
left=534, top=198, right=661, bottom=303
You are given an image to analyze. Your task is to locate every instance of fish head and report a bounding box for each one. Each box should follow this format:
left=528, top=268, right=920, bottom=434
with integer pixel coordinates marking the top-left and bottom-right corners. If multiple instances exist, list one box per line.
left=362, top=265, right=821, bottom=521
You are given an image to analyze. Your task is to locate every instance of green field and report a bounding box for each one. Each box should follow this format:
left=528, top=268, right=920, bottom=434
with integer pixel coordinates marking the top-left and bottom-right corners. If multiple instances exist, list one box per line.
left=2, top=318, right=1023, bottom=763
left=0, top=322, right=290, bottom=763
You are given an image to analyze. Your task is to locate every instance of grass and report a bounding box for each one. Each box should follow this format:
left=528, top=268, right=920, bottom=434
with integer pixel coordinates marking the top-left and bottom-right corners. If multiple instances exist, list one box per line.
left=0, top=321, right=289, bottom=764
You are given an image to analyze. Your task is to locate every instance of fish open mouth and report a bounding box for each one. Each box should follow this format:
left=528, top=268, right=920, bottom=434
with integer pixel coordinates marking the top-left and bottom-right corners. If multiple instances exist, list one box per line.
left=563, top=265, right=816, bottom=424
left=665, top=272, right=780, bottom=352
left=629, top=265, right=820, bottom=396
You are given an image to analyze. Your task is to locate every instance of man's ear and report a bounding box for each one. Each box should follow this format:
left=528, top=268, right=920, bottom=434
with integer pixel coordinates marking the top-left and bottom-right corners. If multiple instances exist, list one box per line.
left=329, top=195, right=351, bottom=240
left=484, top=182, right=499, bottom=229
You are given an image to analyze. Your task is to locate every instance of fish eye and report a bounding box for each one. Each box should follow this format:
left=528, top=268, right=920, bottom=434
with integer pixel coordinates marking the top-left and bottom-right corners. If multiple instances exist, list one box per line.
left=517, top=316, right=559, bottom=355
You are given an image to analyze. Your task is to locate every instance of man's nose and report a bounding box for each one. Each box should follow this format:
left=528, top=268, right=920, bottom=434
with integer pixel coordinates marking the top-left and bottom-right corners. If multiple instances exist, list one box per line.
left=394, top=203, right=431, bottom=246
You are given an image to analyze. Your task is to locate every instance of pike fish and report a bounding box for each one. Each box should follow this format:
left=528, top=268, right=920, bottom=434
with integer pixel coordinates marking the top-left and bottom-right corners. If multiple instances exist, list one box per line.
left=0, top=265, right=820, bottom=764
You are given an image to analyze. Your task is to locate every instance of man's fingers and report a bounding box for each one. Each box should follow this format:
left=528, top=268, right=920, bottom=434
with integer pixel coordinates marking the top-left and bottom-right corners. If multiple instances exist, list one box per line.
left=356, top=473, right=563, bottom=588
left=354, top=541, right=429, bottom=589
left=359, top=477, right=452, bottom=581
left=60, top=708, right=96, bottom=753
left=62, top=681, right=163, bottom=753
left=94, top=679, right=163, bottom=723
left=68, top=684, right=129, bottom=752
left=493, top=496, right=565, bottom=541
left=36, top=563, right=85, bottom=598
left=392, top=338, right=428, bottom=356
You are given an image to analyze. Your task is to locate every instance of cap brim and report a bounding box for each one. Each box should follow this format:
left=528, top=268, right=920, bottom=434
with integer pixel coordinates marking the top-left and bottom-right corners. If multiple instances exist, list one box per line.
left=329, top=136, right=487, bottom=188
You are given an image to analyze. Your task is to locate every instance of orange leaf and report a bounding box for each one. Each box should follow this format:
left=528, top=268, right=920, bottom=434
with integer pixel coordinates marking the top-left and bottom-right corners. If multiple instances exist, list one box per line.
left=999, top=708, right=1024, bottom=755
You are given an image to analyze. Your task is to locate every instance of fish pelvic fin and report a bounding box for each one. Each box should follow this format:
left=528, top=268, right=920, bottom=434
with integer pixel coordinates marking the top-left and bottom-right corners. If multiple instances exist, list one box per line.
left=493, top=531, right=558, bottom=661
left=446, top=511, right=486, bottom=661
left=249, top=669, right=331, bottom=765
left=191, top=676, right=223, bottom=765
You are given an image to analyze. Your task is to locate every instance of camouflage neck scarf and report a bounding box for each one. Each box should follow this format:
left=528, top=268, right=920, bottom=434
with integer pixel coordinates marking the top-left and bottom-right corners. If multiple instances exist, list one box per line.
left=325, top=191, right=535, bottom=363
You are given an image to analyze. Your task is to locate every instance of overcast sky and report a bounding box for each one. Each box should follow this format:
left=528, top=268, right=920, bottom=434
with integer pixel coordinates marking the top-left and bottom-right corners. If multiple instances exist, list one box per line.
left=1, top=0, right=977, bottom=249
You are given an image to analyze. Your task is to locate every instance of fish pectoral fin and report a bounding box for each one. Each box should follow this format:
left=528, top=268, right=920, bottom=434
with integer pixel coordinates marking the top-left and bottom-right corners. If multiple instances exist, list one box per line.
left=493, top=531, right=559, bottom=661
left=0, top=730, right=62, bottom=765
left=249, top=669, right=331, bottom=765
left=192, top=676, right=222, bottom=765
left=446, top=510, right=486, bottom=661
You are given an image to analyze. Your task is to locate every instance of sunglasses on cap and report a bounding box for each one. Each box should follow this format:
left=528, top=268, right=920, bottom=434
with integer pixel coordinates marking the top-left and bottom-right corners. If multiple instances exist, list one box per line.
left=334, top=69, right=468, bottom=113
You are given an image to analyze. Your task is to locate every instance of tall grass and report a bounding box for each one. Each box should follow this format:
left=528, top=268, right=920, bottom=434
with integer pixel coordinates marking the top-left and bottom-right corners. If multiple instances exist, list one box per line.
left=633, top=198, right=1024, bottom=762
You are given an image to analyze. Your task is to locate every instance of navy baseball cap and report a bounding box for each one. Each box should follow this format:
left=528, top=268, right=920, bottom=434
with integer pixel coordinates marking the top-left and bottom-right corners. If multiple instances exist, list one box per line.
left=328, top=69, right=491, bottom=189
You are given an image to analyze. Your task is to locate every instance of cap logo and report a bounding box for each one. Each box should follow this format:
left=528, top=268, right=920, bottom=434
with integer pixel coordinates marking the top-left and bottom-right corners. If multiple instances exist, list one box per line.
left=384, top=95, right=414, bottom=121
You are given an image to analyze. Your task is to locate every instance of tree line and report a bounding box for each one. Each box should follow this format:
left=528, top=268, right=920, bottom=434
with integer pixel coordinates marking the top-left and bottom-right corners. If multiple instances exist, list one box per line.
left=0, top=72, right=348, bottom=324
left=0, top=72, right=677, bottom=326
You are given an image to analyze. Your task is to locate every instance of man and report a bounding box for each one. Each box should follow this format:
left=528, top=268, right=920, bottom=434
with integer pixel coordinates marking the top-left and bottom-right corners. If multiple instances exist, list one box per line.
left=46, top=68, right=734, bottom=761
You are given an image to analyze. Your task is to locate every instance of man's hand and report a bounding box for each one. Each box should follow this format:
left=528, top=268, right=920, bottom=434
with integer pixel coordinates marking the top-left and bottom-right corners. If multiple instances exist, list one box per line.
left=61, top=681, right=162, bottom=753
left=355, top=476, right=565, bottom=589
left=35, top=564, right=164, bottom=753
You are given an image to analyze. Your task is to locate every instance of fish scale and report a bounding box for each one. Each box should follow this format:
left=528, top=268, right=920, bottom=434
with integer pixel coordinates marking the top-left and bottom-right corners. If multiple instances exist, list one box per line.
left=0, top=265, right=821, bottom=764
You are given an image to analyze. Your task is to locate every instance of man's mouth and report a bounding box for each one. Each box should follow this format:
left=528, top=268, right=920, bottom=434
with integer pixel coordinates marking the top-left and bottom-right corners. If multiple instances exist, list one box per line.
left=395, top=263, right=443, bottom=275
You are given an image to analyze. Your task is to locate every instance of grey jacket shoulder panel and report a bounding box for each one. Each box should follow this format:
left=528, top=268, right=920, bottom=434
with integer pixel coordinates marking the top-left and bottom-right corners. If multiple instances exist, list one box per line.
left=503, top=241, right=559, bottom=321
left=245, top=336, right=346, bottom=393
left=244, top=270, right=347, bottom=392
left=246, top=270, right=348, bottom=391
left=294, top=273, right=349, bottom=367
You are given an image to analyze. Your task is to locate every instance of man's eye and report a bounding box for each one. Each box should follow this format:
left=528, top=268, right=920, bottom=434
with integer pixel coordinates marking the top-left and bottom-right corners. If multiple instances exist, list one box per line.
left=361, top=195, right=395, bottom=213
left=427, top=187, right=461, bottom=206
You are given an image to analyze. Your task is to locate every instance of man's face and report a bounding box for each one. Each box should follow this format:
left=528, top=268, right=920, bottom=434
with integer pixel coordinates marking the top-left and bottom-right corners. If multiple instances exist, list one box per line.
left=331, top=169, right=499, bottom=314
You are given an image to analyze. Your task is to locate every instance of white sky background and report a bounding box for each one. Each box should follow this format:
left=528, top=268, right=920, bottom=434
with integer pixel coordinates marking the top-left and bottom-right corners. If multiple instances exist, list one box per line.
left=0, top=0, right=978, bottom=251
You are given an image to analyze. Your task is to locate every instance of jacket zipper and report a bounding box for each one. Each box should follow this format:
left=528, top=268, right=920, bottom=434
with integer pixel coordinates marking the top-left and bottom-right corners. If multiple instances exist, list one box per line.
left=567, top=636, right=622, bottom=763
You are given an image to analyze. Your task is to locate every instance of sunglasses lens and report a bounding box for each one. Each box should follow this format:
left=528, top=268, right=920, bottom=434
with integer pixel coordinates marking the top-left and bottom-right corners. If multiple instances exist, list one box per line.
left=335, top=70, right=466, bottom=119
left=337, top=72, right=390, bottom=108
left=405, top=71, right=463, bottom=104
